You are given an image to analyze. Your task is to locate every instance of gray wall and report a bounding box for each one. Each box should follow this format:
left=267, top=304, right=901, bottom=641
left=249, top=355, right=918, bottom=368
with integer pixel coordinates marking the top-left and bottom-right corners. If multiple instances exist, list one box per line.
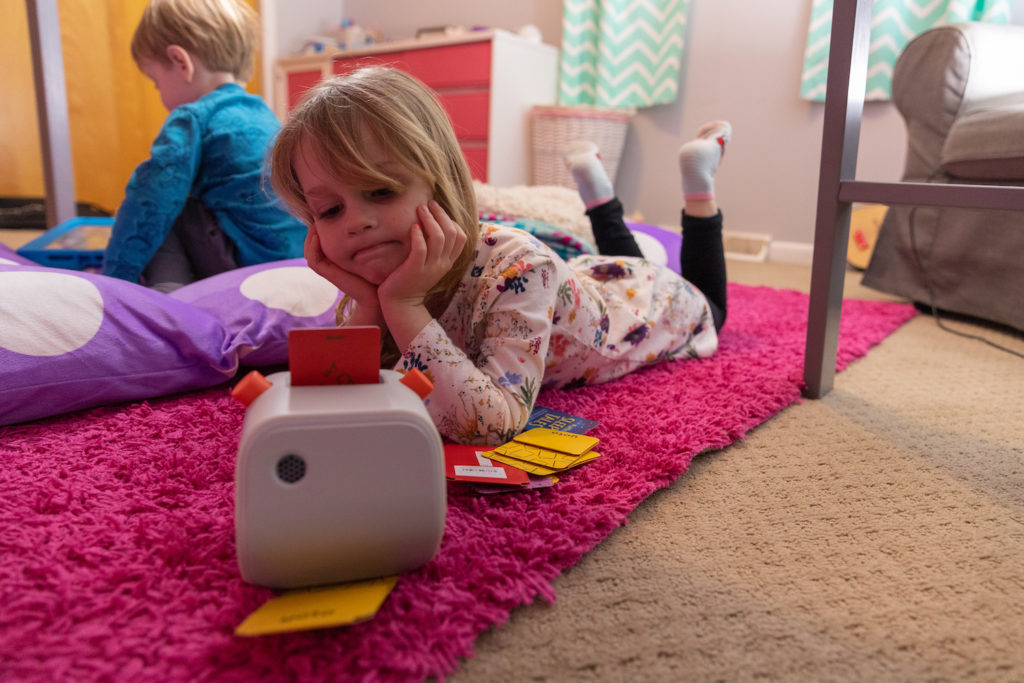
left=289, top=0, right=1024, bottom=248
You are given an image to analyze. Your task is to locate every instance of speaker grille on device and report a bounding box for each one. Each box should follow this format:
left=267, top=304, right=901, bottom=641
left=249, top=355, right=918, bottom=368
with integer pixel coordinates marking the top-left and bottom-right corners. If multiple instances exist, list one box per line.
left=276, top=454, right=306, bottom=483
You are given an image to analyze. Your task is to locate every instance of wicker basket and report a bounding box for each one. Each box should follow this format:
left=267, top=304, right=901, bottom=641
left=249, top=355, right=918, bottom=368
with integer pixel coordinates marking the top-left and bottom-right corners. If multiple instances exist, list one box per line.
left=531, top=105, right=633, bottom=188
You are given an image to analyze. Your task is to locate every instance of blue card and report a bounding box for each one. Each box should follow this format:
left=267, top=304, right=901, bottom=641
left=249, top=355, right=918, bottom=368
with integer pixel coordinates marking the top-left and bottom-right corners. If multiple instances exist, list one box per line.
left=524, top=406, right=598, bottom=434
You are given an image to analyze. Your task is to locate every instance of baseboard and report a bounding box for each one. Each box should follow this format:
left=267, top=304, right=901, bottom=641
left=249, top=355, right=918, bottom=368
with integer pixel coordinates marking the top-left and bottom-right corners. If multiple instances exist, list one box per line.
left=634, top=221, right=814, bottom=267
left=768, top=240, right=814, bottom=266
left=723, top=231, right=770, bottom=263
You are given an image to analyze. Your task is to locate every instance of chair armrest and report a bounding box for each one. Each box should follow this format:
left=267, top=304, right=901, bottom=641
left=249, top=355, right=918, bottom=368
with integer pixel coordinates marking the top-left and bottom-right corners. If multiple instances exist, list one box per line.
left=892, top=22, right=1024, bottom=180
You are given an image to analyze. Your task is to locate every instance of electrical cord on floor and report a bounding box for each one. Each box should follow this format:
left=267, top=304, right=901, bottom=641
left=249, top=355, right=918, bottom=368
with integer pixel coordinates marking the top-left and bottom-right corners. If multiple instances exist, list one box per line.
left=907, top=204, right=1024, bottom=359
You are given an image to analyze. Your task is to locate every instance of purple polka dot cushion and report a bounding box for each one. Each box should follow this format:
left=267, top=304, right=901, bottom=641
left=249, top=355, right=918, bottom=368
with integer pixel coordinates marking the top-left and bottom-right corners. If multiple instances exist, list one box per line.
left=0, top=257, right=342, bottom=426
left=626, top=221, right=681, bottom=274
left=0, top=262, right=237, bottom=426
left=0, top=242, right=37, bottom=266
left=169, top=259, right=342, bottom=367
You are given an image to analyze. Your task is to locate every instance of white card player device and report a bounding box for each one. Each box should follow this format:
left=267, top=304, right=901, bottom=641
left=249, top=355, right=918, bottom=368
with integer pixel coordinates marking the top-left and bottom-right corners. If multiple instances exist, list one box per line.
left=233, top=369, right=446, bottom=589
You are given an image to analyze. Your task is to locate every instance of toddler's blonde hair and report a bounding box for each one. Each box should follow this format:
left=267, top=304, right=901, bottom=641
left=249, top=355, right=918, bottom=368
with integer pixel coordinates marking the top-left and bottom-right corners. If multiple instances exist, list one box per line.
left=131, top=0, right=259, bottom=81
left=270, top=67, right=481, bottom=347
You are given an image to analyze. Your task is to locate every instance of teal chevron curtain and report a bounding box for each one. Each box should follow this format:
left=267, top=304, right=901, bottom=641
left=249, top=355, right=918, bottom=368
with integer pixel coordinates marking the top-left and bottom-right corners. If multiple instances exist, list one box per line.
left=800, top=0, right=1012, bottom=101
left=559, top=0, right=691, bottom=109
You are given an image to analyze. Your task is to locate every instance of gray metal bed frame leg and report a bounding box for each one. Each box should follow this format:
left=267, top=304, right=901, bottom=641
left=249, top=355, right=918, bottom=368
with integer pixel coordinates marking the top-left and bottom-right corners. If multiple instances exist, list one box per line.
left=803, top=0, right=874, bottom=399
left=26, top=0, right=77, bottom=229
left=802, top=0, right=1024, bottom=398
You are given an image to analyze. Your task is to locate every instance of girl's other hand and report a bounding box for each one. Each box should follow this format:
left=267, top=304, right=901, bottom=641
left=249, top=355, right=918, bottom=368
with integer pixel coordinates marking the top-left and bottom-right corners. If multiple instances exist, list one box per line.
left=378, top=201, right=467, bottom=308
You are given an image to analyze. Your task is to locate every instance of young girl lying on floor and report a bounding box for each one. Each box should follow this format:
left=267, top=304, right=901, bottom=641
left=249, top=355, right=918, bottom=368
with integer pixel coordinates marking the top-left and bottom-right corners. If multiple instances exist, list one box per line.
left=269, top=67, right=729, bottom=445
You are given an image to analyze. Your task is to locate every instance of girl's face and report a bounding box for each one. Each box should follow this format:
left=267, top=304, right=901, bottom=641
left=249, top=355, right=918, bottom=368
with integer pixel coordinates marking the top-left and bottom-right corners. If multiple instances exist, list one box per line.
left=293, top=133, right=435, bottom=285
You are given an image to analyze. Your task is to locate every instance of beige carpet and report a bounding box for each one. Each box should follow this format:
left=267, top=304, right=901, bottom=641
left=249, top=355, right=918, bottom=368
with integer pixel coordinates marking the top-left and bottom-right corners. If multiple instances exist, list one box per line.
left=452, top=260, right=1024, bottom=682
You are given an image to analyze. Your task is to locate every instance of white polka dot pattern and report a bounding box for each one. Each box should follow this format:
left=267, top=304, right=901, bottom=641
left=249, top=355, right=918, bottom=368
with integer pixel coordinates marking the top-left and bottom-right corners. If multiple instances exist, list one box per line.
left=0, top=271, right=104, bottom=355
left=239, top=267, right=339, bottom=318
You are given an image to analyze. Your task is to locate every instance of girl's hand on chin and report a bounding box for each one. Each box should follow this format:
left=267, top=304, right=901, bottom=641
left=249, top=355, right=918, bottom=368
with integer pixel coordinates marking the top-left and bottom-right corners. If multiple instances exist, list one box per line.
left=379, top=201, right=467, bottom=308
left=304, top=227, right=378, bottom=309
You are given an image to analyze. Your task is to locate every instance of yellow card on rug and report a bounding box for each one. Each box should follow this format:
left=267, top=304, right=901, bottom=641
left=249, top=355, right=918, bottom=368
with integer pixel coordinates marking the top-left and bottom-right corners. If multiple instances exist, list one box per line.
left=513, top=427, right=599, bottom=456
left=236, top=576, right=398, bottom=636
left=488, top=447, right=601, bottom=475
left=555, top=449, right=600, bottom=470
left=494, top=441, right=586, bottom=470
left=485, top=450, right=560, bottom=475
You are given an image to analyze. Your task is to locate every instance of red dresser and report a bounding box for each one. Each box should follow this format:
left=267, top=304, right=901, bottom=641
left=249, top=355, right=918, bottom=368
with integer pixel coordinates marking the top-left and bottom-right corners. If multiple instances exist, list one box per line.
left=274, top=30, right=558, bottom=186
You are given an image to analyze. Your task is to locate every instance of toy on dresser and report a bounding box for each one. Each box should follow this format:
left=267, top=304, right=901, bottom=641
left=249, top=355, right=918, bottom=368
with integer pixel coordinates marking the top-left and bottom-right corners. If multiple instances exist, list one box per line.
left=231, top=326, right=445, bottom=590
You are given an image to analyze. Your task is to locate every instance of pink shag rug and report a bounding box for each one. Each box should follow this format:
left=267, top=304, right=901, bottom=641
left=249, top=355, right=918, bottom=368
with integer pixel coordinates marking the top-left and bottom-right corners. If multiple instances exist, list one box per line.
left=0, top=284, right=915, bottom=682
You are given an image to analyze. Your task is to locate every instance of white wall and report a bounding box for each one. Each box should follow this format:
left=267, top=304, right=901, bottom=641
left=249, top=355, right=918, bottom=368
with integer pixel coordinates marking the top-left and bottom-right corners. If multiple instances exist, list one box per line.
left=274, top=0, right=343, bottom=55
left=260, top=0, right=342, bottom=102
left=341, top=0, right=564, bottom=46
left=270, top=0, right=1024, bottom=248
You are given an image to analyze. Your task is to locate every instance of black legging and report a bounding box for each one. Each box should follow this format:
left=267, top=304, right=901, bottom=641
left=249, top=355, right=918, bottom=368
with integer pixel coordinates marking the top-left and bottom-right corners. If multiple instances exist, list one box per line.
left=585, top=198, right=727, bottom=331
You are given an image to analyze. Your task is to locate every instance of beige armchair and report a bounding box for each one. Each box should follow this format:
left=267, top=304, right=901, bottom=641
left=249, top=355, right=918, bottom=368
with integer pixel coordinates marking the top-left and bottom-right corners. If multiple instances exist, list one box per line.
left=862, top=22, right=1024, bottom=332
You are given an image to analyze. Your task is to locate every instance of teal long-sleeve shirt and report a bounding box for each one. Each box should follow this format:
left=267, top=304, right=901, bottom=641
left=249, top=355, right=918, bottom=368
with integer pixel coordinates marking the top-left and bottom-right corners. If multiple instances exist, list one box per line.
left=103, top=83, right=305, bottom=283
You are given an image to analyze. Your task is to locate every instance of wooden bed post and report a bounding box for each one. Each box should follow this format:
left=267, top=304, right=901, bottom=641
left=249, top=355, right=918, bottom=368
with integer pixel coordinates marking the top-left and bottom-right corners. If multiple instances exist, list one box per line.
left=26, top=0, right=77, bottom=228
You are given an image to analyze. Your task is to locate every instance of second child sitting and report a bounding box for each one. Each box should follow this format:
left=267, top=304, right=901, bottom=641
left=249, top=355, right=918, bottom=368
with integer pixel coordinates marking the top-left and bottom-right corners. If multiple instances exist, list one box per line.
left=102, top=0, right=305, bottom=291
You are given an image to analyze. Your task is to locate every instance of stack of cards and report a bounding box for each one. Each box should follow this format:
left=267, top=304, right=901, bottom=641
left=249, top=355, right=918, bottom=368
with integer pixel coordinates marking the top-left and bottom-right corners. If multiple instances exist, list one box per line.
left=486, top=427, right=601, bottom=476
left=443, top=407, right=599, bottom=494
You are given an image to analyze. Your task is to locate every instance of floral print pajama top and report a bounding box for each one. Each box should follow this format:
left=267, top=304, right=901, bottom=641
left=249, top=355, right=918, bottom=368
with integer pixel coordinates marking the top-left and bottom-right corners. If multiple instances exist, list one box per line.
left=398, top=224, right=718, bottom=445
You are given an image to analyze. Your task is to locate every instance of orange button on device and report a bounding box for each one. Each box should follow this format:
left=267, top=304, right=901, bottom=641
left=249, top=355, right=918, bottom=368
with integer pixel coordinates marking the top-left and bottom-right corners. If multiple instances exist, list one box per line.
left=232, top=370, right=273, bottom=407
left=399, top=368, right=433, bottom=399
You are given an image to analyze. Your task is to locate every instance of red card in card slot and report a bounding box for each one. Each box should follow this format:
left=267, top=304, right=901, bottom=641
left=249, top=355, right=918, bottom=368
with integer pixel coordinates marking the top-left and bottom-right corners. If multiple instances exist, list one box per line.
left=288, top=326, right=381, bottom=386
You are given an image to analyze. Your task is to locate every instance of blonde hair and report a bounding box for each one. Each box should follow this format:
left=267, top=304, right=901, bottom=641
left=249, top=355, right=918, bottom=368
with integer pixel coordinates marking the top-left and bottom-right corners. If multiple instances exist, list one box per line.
left=270, top=67, right=481, bottom=362
left=131, top=0, right=259, bottom=81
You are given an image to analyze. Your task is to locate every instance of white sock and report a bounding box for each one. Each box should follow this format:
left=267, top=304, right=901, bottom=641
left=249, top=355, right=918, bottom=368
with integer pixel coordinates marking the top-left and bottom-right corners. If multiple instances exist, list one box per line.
left=564, top=140, right=614, bottom=209
left=679, top=120, right=731, bottom=200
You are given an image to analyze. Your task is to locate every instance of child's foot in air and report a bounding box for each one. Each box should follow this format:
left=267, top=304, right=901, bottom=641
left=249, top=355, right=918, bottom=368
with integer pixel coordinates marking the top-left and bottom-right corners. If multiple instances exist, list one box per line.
left=564, top=140, right=614, bottom=209
left=679, top=121, right=730, bottom=217
left=679, top=120, right=731, bottom=200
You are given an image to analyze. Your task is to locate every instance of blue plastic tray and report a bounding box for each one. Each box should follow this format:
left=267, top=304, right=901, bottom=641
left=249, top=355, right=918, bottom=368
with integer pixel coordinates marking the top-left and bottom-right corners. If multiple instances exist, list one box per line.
left=17, top=216, right=113, bottom=270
